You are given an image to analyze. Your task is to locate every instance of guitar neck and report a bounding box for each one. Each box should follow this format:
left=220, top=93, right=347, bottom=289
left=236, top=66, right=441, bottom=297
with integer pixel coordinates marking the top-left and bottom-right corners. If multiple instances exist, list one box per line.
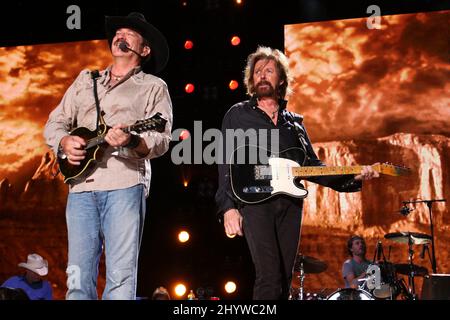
left=292, top=165, right=365, bottom=177
left=85, top=127, right=132, bottom=150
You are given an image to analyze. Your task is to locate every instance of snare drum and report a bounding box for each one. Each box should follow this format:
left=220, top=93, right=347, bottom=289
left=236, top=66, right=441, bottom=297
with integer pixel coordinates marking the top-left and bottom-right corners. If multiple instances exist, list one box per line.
left=326, top=288, right=373, bottom=300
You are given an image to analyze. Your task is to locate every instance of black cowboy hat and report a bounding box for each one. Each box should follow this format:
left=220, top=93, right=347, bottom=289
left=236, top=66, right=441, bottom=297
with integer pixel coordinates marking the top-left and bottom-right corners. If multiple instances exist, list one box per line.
left=105, top=12, right=169, bottom=74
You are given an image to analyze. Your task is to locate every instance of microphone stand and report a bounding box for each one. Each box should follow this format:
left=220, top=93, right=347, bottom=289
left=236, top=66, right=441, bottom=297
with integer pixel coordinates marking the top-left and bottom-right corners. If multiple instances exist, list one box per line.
left=402, top=199, right=446, bottom=274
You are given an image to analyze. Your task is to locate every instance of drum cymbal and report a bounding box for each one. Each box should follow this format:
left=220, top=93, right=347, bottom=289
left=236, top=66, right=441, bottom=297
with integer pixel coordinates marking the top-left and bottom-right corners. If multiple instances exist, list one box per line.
left=394, top=263, right=428, bottom=277
left=293, top=254, right=328, bottom=274
left=384, top=231, right=432, bottom=245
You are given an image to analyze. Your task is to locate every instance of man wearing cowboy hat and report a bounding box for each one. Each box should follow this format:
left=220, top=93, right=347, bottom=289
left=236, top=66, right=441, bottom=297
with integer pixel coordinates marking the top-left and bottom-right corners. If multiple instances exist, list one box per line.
left=44, top=12, right=173, bottom=300
left=1, top=253, right=53, bottom=300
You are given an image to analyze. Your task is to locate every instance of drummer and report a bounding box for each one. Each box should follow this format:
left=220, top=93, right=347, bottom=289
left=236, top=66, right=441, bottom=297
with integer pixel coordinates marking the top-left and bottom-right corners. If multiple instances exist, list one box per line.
left=342, top=235, right=371, bottom=288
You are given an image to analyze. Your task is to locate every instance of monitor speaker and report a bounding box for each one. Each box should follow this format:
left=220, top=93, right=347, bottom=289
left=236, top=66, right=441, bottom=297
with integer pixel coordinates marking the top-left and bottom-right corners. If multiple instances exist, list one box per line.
left=421, top=274, right=450, bottom=300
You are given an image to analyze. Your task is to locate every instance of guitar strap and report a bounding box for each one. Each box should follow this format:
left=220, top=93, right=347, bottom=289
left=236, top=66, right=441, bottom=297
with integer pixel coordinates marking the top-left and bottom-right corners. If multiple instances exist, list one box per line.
left=91, top=70, right=104, bottom=133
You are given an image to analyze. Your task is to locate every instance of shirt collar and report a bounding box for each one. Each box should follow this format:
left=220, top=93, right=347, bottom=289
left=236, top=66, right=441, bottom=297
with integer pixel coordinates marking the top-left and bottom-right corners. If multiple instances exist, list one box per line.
left=102, top=65, right=143, bottom=85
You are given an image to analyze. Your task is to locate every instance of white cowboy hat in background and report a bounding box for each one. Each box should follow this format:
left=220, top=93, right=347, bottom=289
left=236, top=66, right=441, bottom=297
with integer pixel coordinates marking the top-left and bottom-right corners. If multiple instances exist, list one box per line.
left=18, top=253, right=48, bottom=276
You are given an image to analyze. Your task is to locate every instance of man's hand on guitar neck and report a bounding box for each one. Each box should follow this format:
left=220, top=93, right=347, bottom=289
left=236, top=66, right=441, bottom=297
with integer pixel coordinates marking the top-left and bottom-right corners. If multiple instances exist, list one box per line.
left=224, top=208, right=244, bottom=237
left=60, top=136, right=86, bottom=165
left=105, top=124, right=149, bottom=157
left=105, top=124, right=132, bottom=148
left=354, top=163, right=380, bottom=181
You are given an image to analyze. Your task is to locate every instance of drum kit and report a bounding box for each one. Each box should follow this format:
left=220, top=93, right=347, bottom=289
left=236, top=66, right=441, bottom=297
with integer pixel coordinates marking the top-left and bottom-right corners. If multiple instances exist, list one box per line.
left=291, top=231, right=432, bottom=300
left=290, top=254, right=328, bottom=300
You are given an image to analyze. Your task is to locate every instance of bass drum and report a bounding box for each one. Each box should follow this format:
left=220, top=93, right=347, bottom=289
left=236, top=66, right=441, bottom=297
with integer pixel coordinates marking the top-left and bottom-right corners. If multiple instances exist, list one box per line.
left=326, top=288, right=374, bottom=300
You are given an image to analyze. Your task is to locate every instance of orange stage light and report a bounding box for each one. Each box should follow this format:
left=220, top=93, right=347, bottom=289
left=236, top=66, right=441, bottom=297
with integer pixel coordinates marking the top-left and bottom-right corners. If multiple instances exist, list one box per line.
left=231, top=36, right=241, bottom=46
left=229, top=80, right=239, bottom=90
left=224, top=281, right=237, bottom=293
left=178, top=230, right=190, bottom=243
left=174, top=283, right=187, bottom=297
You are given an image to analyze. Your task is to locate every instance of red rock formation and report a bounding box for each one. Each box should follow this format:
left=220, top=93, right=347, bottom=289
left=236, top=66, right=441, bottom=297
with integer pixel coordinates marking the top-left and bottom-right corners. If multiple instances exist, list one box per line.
left=0, top=178, right=11, bottom=206
left=20, top=151, right=68, bottom=210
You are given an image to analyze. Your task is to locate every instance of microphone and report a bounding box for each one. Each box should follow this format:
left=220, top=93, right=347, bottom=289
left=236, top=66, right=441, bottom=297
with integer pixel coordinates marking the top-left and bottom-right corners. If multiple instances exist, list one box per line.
left=420, top=244, right=428, bottom=259
left=118, top=41, right=144, bottom=58
left=398, top=205, right=414, bottom=216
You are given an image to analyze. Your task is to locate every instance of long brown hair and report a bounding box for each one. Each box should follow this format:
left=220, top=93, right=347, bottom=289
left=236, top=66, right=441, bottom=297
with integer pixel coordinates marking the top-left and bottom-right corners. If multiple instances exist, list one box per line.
left=243, top=46, right=292, bottom=99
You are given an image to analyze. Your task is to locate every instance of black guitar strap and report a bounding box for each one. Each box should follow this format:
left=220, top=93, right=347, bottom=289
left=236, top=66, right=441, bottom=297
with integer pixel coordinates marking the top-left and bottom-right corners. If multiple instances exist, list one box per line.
left=91, top=70, right=103, bottom=133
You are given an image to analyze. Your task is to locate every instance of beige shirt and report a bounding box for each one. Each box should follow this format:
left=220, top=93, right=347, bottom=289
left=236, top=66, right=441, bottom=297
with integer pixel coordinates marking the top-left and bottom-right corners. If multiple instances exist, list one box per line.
left=44, top=66, right=173, bottom=196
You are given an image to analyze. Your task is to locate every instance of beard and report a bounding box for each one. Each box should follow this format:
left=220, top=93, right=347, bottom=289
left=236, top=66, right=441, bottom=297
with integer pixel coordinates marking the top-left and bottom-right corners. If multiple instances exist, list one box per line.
left=255, top=81, right=277, bottom=98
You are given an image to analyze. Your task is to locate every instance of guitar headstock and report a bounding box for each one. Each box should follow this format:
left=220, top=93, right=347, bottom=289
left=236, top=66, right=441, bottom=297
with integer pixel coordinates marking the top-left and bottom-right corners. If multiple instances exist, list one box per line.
left=376, top=163, right=411, bottom=176
left=132, top=112, right=167, bottom=134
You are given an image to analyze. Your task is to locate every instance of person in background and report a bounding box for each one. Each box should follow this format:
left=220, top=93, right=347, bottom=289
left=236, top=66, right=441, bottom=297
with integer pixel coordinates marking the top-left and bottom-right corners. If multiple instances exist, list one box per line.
left=342, top=235, right=371, bottom=288
left=1, top=253, right=52, bottom=300
left=151, top=286, right=171, bottom=300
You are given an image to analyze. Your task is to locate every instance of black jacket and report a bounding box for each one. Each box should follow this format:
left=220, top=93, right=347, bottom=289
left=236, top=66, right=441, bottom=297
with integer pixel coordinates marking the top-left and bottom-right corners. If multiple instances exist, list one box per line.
left=215, top=96, right=361, bottom=221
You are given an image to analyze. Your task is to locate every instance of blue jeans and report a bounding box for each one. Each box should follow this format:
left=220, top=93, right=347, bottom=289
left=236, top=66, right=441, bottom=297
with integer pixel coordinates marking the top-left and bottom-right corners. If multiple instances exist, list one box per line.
left=65, top=184, right=146, bottom=300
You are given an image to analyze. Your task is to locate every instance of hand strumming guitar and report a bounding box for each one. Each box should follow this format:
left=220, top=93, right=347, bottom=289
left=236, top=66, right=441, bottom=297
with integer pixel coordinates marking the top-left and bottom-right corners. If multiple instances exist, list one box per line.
left=60, top=135, right=86, bottom=165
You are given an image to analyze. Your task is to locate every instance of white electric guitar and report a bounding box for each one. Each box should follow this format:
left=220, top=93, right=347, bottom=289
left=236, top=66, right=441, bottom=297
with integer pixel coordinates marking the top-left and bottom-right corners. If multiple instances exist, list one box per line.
left=229, top=145, right=410, bottom=204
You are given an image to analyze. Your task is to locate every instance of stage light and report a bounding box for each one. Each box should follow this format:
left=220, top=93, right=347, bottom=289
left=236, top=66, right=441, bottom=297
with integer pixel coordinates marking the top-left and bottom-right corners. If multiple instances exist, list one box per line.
left=231, top=36, right=241, bottom=46
left=185, top=83, right=195, bottom=94
left=174, top=283, right=187, bottom=297
left=224, top=281, right=237, bottom=294
left=235, top=0, right=243, bottom=5
left=178, top=230, right=190, bottom=243
left=179, top=129, right=190, bottom=141
left=229, top=80, right=239, bottom=90
left=184, top=40, right=194, bottom=50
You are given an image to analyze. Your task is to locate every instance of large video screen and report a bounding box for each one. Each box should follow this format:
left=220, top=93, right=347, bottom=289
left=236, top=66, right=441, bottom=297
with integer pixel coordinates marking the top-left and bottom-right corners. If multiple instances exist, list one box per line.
left=285, top=10, right=449, bottom=295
